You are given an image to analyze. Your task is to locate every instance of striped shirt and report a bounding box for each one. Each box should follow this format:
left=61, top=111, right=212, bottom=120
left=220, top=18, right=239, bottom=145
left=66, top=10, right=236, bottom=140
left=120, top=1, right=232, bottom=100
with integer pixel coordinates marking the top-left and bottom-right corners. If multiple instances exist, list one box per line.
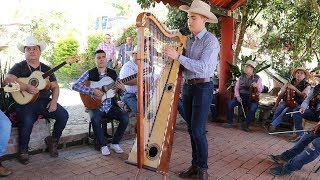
left=178, top=28, right=220, bottom=80
left=96, top=42, right=116, bottom=61
left=72, top=70, right=112, bottom=113
left=118, top=44, right=135, bottom=65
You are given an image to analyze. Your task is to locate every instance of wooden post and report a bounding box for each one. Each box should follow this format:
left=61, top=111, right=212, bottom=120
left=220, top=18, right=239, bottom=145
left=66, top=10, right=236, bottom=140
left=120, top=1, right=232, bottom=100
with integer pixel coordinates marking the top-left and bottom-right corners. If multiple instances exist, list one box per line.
left=218, top=17, right=234, bottom=119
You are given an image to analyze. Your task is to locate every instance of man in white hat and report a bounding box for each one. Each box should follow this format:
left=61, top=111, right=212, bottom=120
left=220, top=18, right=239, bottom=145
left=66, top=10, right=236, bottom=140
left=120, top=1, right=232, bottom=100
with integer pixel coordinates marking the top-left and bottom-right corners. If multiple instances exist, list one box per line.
left=223, top=60, right=263, bottom=131
left=0, top=45, right=12, bottom=177
left=4, top=36, right=69, bottom=164
left=163, top=0, right=220, bottom=179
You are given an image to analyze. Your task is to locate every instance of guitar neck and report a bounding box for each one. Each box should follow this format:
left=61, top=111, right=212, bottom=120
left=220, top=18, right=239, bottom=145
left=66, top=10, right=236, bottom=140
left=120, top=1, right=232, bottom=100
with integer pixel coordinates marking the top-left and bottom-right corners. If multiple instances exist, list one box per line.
left=101, top=73, right=138, bottom=92
left=42, top=61, right=67, bottom=79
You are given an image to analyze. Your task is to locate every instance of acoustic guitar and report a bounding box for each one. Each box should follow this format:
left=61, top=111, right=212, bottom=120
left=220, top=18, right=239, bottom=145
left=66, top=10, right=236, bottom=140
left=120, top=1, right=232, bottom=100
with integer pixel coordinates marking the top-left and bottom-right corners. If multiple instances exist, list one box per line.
left=11, top=55, right=79, bottom=105
left=80, top=68, right=149, bottom=109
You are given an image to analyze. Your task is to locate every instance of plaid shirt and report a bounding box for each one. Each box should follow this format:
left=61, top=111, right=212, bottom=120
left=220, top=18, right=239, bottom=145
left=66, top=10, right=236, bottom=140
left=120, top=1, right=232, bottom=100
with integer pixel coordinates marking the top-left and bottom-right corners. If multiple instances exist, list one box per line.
left=72, top=70, right=112, bottom=113
left=96, top=42, right=116, bottom=61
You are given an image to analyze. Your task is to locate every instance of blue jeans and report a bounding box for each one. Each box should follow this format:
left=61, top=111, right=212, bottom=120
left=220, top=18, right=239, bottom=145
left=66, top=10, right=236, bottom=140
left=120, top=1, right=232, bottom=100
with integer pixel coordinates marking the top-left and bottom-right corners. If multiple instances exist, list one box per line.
left=0, top=111, right=11, bottom=157
left=182, top=81, right=213, bottom=169
left=88, top=105, right=129, bottom=147
left=177, top=98, right=185, bottom=120
left=121, top=93, right=137, bottom=114
left=281, top=132, right=320, bottom=171
left=107, top=60, right=113, bottom=69
left=227, top=96, right=258, bottom=124
left=271, top=102, right=300, bottom=127
left=15, top=98, right=69, bottom=151
left=292, top=109, right=320, bottom=136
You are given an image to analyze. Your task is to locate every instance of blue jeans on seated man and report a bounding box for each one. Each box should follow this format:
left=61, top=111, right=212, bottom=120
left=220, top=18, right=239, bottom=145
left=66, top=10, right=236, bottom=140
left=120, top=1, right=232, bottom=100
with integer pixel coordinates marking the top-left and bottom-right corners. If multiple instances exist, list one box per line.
left=0, top=111, right=11, bottom=157
left=227, top=96, right=258, bottom=124
left=88, top=105, right=129, bottom=148
left=15, top=98, right=69, bottom=151
left=292, top=109, right=320, bottom=137
left=270, top=101, right=300, bottom=127
left=121, top=92, right=137, bottom=114
left=183, top=81, right=213, bottom=169
left=278, top=132, right=320, bottom=172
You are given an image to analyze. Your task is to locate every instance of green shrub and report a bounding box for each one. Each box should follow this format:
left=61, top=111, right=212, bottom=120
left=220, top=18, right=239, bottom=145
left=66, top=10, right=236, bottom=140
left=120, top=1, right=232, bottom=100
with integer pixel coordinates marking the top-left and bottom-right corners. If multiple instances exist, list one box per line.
left=116, top=25, right=137, bottom=46
left=50, top=37, right=79, bottom=81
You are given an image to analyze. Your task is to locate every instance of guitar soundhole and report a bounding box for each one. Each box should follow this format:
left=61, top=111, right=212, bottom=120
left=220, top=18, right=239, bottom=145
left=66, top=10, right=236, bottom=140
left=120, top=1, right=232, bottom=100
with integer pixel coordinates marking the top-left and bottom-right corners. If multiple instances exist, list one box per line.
left=29, top=78, right=39, bottom=87
left=166, top=83, right=173, bottom=92
left=146, top=143, right=159, bottom=160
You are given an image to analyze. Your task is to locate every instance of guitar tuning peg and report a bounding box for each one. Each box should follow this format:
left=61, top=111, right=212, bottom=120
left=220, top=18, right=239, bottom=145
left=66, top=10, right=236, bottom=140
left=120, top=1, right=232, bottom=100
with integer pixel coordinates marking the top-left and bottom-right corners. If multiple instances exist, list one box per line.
left=5, top=92, right=9, bottom=98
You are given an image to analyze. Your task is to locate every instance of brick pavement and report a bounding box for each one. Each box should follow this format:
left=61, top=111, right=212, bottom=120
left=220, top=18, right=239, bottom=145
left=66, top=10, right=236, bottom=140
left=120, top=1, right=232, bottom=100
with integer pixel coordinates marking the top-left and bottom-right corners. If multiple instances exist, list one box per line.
left=2, top=121, right=320, bottom=180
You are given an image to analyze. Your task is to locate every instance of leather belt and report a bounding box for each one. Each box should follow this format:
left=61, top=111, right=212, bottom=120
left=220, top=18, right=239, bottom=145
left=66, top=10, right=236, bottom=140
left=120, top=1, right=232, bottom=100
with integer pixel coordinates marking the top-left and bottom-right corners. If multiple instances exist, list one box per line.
left=185, top=77, right=214, bottom=85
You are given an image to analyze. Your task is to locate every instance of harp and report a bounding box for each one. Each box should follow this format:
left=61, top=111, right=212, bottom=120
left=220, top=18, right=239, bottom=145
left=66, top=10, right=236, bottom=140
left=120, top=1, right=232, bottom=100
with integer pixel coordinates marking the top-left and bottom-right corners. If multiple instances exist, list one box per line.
left=126, top=12, right=186, bottom=177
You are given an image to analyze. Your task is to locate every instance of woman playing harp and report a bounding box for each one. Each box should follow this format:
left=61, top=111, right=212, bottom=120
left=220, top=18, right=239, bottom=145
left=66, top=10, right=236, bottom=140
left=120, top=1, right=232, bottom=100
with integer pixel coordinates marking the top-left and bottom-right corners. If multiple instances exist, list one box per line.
left=163, top=0, right=220, bottom=179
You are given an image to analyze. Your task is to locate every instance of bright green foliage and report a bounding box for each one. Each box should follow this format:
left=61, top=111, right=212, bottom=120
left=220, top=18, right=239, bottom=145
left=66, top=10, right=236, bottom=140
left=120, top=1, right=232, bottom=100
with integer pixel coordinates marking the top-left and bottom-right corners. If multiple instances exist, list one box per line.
left=259, top=0, right=320, bottom=74
left=116, top=25, right=138, bottom=46
left=51, top=37, right=79, bottom=81
left=87, top=33, right=104, bottom=62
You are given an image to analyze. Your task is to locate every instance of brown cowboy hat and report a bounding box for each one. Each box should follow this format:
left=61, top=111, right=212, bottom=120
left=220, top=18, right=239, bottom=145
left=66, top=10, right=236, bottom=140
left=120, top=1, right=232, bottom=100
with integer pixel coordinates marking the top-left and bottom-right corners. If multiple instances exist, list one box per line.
left=292, top=67, right=310, bottom=79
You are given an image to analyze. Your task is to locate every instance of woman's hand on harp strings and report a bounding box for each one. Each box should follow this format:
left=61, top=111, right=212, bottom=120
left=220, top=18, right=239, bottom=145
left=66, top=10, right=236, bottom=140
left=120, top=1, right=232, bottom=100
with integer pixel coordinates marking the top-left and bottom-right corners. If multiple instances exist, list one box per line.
left=287, top=84, right=297, bottom=91
left=299, top=107, right=305, bottom=114
left=162, top=46, right=179, bottom=60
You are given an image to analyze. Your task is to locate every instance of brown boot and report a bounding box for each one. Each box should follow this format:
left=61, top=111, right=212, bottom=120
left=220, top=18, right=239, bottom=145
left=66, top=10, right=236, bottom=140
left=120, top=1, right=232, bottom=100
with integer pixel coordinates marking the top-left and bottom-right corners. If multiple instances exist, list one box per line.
left=198, top=169, right=209, bottom=180
left=178, top=165, right=199, bottom=179
left=18, top=150, right=29, bottom=164
left=0, top=159, right=12, bottom=177
left=45, top=136, right=59, bottom=157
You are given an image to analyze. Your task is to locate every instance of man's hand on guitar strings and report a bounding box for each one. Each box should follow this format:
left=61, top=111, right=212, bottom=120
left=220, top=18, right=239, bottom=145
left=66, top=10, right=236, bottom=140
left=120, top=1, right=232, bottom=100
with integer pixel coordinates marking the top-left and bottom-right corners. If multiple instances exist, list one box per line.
left=26, top=84, right=39, bottom=94
left=93, top=89, right=104, bottom=100
left=114, top=80, right=125, bottom=91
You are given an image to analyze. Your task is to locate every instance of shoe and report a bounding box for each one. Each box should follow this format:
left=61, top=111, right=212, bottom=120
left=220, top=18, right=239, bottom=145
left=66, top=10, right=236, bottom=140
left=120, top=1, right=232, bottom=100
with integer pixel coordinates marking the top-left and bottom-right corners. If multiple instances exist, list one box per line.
left=18, top=151, right=29, bottom=165
left=268, top=125, right=276, bottom=133
left=110, top=144, right=124, bottom=154
left=178, top=165, right=199, bottom=179
left=289, top=136, right=301, bottom=142
left=222, top=123, right=233, bottom=128
left=198, top=169, right=209, bottom=180
left=0, top=164, right=12, bottom=177
left=241, top=122, right=251, bottom=132
left=45, top=136, right=59, bottom=157
left=269, top=155, right=287, bottom=164
left=269, top=165, right=292, bottom=176
left=101, top=146, right=110, bottom=156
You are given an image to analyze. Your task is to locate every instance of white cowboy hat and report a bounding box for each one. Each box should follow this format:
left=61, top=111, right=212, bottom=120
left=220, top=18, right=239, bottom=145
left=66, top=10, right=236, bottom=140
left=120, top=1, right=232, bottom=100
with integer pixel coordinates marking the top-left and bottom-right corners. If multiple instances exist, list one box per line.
left=179, top=0, right=218, bottom=23
left=292, top=67, right=310, bottom=79
left=245, top=60, right=257, bottom=69
left=125, top=46, right=138, bottom=56
left=17, top=36, right=47, bottom=53
left=0, top=45, right=8, bottom=52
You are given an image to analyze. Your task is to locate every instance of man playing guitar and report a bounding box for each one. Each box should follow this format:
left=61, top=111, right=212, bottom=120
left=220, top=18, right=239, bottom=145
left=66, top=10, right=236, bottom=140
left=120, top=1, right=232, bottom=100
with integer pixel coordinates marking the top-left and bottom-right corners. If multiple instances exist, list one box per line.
left=267, top=67, right=310, bottom=138
left=4, top=36, right=69, bottom=164
left=72, top=49, right=129, bottom=156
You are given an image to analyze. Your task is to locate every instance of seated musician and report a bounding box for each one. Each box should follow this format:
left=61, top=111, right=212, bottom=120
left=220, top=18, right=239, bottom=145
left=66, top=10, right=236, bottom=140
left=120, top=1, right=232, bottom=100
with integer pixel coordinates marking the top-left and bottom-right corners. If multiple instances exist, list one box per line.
left=267, top=68, right=310, bottom=134
left=223, top=60, right=263, bottom=132
left=268, top=123, right=320, bottom=176
left=290, top=75, right=320, bottom=142
left=72, top=50, right=129, bottom=156
left=0, top=111, right=12, bottom=176
left=4, top=36, right=69, bottom=164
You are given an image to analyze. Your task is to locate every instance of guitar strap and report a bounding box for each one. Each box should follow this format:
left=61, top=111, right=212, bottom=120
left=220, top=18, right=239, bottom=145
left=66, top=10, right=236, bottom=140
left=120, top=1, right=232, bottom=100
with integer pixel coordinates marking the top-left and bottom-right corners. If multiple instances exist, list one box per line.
left=27, top=63, right=42, bottom=73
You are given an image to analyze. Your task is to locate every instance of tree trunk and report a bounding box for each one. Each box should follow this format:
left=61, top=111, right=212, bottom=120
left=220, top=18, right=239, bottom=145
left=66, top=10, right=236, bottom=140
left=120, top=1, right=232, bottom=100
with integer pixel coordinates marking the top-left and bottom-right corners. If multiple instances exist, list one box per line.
left=234, top=4, right=248, bottom=64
